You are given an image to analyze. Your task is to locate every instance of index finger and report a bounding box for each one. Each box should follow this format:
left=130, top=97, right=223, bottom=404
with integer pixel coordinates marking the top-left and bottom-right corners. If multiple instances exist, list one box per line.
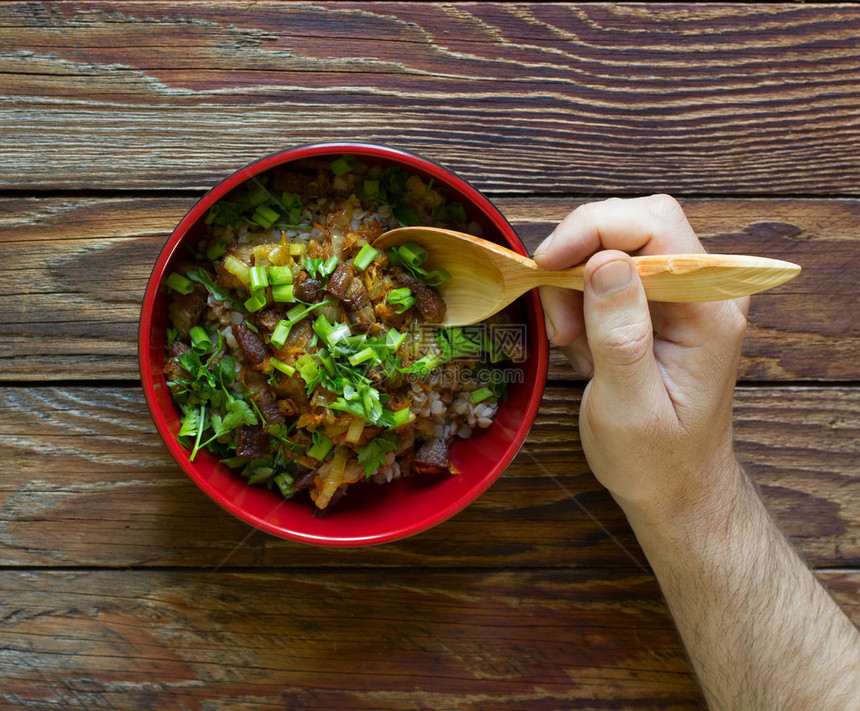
left=533, top=194, right=704, bottom=270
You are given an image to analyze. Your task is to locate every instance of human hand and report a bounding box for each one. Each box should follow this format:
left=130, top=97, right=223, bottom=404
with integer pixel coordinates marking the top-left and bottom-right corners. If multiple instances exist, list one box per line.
left=535, top=195, right=749, bottom=523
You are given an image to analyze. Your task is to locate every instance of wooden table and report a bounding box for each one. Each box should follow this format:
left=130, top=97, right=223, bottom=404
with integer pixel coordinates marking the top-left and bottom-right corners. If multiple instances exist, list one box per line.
left=2, top=3, right=859, bottom=708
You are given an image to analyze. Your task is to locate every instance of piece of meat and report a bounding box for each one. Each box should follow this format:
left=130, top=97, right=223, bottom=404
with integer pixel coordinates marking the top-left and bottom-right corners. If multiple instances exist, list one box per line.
left=277, top=398, right=299, bottom=417
left=276, top=318, right=314, bottom=359
left=365, top=366, right=387, bottom=388
left=232, top=323, right=270, bottom=369
left=274, top=371, right=310, bottom=410
left=257, top=305, right=286, bottom=332
left=412, top=438, right=450, bottom=475
left=326, top=262, right=354, bottom=301
left=345, top=275, right=371, bottom=312
left=271, top=169, right=330, bottom=198
left=168, top=288, right=206, bottom=338
left=374, top=301, right=406, bottom=330
left=235, top=425, right=270, bottom=458
left=294, top=470, right=318, bottom=492
left=391, top=267, right=447, bottom=323
left=325, top=263, right=376, bottom=330
left=293, top=271, right=324, bottom=302
left=246, top=382, right=285, bottom=426
left=345, top=277, right=376, bottom=331
left=163, top=340, right=191, bottom=380
left=167, top=339, right=189, bottom=360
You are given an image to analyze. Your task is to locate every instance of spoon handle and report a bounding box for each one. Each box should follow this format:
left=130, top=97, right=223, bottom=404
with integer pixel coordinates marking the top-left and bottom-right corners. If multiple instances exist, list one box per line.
left=527, top=253, right=801, bottom=302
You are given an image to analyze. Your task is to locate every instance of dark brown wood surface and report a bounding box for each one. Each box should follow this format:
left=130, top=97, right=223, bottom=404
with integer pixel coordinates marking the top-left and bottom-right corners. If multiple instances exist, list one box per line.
left=3, top=197, right=859, bottom=381
left=2, top=3, right=859, bottom=709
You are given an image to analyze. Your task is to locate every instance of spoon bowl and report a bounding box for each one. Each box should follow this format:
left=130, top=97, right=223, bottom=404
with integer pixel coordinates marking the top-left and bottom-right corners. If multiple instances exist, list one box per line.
left=374, top=227, right=801, bottom=326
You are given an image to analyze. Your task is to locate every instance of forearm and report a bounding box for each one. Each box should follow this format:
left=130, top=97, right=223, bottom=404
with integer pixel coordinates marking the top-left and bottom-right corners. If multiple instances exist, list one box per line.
left=624, top=461, right=860, bottom=710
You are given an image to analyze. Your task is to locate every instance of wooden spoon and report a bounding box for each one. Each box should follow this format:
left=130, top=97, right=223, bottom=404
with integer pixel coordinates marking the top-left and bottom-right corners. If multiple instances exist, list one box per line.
left=373, top=226, right=801, bottom=327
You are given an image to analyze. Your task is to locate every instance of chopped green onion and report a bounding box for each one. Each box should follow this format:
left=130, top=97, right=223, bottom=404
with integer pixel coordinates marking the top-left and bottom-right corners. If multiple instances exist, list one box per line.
left=298, top=356, right=319, bottom=385
left=189, top=326, right=211, bottom=351
left=387, top=407, right=412, bottom=428
left=274, top=472, right=295, bottom=497
left=306, top=432, right=334, bottom=461
left=252, top=204, right=280, bottom=229
left=401, top=353, right=439, bottom=376
left=448, top=202, right=467, bottom=223
left=388, top=287, right=415, bottom=314
left=330, top=154, right=358, bottom=176
left=269, top=357, right=296, bottom=376
left=246, top=467, right=273, bottom=485
left=362, top=179, right=379, bottom=199
left=247, top=184, right=270, bottom=207
left=393, top=206, right=420, bottom=227
left=305, top=255, right=338, bottom=280
left=166, top=272, right=194, bottom=295
left=281, top=191, right=302, bottom=210
left=322, top=256, right=339, bottom=277
left=469, top=387, right=494, bottom=404
left=313, top=315, right=351, bottom=348
left=272, top=284, right=295, bottom=303
left=398, top=242, right=428, bottom=268
left=352, top=243, right=378, bottom=271
left=385, top=327, right=407, bottom=351
left=328, top=324, right=352, bottom=347
left=270, top=320, right=291, bottom=349
left=244, top=291, right=267, bottom=312
left=286, top=303, right=306, bottom=321
left=318, top=349, right=336, bottom=377
left=269, top=266, right=293, bottom=285
left=424, top=268, right=452, bottom=286
left=286, top=299, right=337, bottom=325
left=387, top=248, right=403, bottom=267
left=206, top=241, right=227, bottom=260
left=388, top=287, right=412, bottom=302
left=249, top=266, right=269, bottom=291
left=304, top=257, right=323, bottom=279
left=244, top=320, right=260, bottom=334
left=220, top=456, right=246, bottom=469
left=349, top=347, right=377, bottom=366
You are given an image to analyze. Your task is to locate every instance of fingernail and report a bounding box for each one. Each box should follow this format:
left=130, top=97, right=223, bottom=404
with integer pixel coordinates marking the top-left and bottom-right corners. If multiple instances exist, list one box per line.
left=534, top=230, right=556, bottom=259
left=591, top=259, right=633, bottom=296
left=544, top=313, right=556, bottom=344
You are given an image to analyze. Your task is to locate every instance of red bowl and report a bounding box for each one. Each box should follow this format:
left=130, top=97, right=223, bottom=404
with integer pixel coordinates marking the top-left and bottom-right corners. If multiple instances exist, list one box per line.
left=139, top=143, right=548, bottom=546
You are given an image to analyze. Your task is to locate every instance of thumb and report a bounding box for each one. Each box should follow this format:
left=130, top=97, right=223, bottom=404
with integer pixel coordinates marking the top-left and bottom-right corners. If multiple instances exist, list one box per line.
left=583, top=251, right=663, bottom=403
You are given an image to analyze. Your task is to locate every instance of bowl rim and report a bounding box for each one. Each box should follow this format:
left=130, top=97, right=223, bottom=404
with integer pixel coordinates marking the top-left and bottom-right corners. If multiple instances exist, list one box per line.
left=138, top=142, right=548, bottom=546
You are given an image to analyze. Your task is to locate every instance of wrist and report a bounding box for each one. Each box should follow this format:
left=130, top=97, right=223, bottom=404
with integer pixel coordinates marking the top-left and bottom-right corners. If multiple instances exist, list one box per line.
left=616, top=455, right=751, bottom=546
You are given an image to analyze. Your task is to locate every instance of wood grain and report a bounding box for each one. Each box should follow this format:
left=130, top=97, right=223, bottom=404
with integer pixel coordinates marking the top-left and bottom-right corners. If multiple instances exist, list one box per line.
left=0, top=569, right=702, bottom=710
left=0, top=567, right=856, bottom=710
left=4, top=3, right=859, bottom=707
left=1, top=385, right=857, bottom=569
left=2, top=196, right=858, bottom=381
left=2, top=3, right=860, bottom=193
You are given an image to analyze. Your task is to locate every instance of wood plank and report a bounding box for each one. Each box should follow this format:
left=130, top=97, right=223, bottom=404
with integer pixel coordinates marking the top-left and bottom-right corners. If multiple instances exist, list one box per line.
left=1, top=567, right=856, bottom=710
left=2, top=3, right=860, bottom=193
left=1, top=385, right=858, bottom=569
left=2, top=196, right=858, bottom=381
left=0, top=569, right=701, bottom=710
